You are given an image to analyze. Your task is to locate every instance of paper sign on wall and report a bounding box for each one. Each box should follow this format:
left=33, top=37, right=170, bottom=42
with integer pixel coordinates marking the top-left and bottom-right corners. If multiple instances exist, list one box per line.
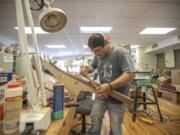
left=3, top=54, right=13, bottom=63
left=165, top=49, right=175, bottom=68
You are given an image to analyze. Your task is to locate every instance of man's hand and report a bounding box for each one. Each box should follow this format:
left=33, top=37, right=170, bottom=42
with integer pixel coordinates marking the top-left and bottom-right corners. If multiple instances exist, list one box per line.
left=96, top=83, right=112, bottom=98
left=80, top=66, right=89, bottom=77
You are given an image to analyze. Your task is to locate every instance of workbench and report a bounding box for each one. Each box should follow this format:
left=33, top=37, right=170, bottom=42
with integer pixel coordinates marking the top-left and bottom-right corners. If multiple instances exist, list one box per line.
left=41, top=107, right=76, bottom=135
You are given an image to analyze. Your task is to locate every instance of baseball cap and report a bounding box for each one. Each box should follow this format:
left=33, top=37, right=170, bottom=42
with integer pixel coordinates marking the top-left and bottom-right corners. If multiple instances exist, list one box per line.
left=88, top=33, right=106, bottom=48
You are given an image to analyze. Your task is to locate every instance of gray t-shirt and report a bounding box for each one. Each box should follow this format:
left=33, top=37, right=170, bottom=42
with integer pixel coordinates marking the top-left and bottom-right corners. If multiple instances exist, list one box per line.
left=91, top=45, right=135, bottom=103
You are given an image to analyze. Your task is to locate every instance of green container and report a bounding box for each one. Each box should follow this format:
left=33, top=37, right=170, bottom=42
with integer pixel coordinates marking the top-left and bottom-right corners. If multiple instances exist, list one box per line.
left=51, top=110, right=64, bottom=120
left=134, top=79, right=152, bottom=86
left=134, top=72, right=153, bottom=86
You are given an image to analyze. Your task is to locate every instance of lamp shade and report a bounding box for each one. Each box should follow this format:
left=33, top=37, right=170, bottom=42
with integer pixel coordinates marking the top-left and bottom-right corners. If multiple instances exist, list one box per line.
left=39, top=8, right=67, bottom=32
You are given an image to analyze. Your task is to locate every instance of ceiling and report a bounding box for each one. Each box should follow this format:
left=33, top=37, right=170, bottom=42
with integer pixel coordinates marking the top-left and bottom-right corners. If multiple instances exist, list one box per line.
left=0, top=0, right=180, bottom=58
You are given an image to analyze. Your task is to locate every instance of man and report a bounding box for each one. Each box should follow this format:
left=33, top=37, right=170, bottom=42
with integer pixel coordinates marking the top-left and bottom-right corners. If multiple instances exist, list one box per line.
left=80, top=33, right=135, bottom=135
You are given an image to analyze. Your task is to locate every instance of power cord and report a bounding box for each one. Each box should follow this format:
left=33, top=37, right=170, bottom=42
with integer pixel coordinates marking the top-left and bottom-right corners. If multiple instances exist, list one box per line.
left=21, top=123, right=42, bottom=135
left=21, top=123, right=34, bottom=135
left=139, top=107, right=180, bottom=124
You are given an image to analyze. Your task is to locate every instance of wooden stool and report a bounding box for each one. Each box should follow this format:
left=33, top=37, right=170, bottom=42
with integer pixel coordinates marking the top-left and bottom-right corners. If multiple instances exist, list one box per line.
left=132, top=85, right=163, bottom=122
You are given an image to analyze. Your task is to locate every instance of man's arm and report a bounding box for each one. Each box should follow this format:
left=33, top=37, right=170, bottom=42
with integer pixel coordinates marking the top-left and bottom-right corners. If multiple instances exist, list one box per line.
left=109, top=72, right=135, bottom=90
left=80, top=65, right=95, bottom=76
left=96, top=72, right=135, bottom=98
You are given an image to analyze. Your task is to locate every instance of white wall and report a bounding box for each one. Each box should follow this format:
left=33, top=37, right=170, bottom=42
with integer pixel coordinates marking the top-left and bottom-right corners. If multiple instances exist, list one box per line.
left=136, top=47, right=157, bottom=73
left=0, top=36, right=16, bottom=46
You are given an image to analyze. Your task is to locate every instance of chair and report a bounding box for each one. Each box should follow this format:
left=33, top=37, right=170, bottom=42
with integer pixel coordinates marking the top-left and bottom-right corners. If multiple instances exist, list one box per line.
left=71, top=91, right=94, bottom=135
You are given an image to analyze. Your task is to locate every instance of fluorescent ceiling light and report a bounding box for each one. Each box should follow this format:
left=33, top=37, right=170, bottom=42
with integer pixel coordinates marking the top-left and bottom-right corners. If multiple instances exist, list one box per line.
left=84, top=52, right=92, bottom=55
left=131, top=45, right=140, bottom=48
left=140, top=27, right=176, bottom=34
left=46, top=45, right=66, bottom=48
left=14, top=27, right=47, bottom=34
left=57, top=52, right=73, bottom=55
left=28, top=47, right=35, bottom=53
left=80, top=27, right=112, bottom=33
left=83, top=45, right=88, bottom=48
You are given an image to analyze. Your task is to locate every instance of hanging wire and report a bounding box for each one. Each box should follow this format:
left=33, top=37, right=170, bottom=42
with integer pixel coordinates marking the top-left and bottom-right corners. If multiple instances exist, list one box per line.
left=30, top=0, right=45, bottom=10
left=30, top=0, right=55, bottom=10
left=45, top=0, right=55, bottom=4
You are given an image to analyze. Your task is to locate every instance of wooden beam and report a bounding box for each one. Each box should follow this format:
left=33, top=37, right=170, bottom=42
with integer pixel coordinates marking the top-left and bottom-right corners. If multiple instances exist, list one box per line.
left=43, top=60, right=133, bottom=105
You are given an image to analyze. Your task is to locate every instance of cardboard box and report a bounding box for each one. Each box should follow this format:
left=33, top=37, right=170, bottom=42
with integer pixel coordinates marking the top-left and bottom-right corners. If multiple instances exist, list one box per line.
left=172, top=85, right=180, bottom=93
left=162, top=90, right=180, bottom=104
left=171, top=70, right=180, bottom=85
left=157, top=76, right=171, bottom=89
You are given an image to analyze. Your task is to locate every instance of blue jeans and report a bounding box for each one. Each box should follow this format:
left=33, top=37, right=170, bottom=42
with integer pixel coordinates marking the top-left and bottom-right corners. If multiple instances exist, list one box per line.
left=87, top=99, right=125, bottom=135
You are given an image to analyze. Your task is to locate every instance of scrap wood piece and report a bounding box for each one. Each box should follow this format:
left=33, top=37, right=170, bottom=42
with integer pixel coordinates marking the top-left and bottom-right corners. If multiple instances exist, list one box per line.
left=42, top=60, right=133, bottom=105
left=140, top=117, right=154, bottom=125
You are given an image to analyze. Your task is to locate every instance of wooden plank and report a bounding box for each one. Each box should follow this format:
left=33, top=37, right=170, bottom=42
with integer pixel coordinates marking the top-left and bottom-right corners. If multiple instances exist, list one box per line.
left=43, top=60, right=96, bottom=97
left=42, top=60, right=133, bottom=105
left=43, top=108, right=72, bottom=135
